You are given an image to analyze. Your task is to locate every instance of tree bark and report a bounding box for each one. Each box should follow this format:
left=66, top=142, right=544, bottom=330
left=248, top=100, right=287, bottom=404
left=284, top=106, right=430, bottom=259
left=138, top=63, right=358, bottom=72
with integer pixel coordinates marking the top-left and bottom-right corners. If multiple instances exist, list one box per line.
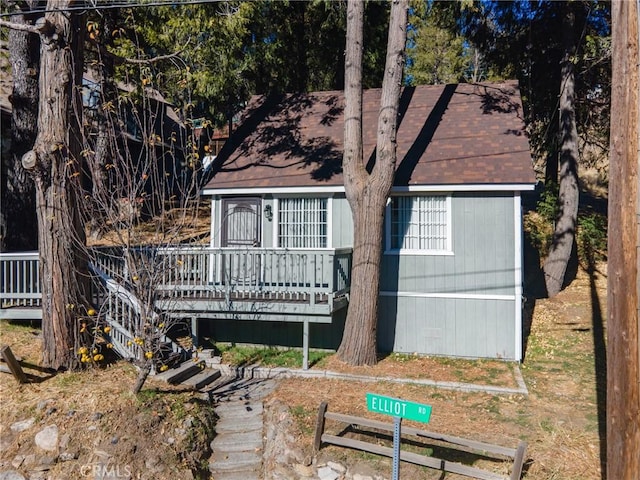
left=1, top=1, right=40, bottom=252
left=338, top=0, right=408, bottom=366
left=25, top=1, right=87, bottom=370
left=543, top=5, right=580, bottom=298
left=607, top=1, right=640, bottom=478
left=132, top=363, right=152, bottom=395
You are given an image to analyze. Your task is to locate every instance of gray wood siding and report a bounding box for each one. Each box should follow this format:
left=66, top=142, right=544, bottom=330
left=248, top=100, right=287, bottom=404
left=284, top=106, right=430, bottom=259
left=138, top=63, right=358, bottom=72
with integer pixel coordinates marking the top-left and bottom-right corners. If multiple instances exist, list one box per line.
left=380, top=193, right=515, bottom=296
left=378, top=296, right=516, bottom=359
left=331, top=195, right=353, bottom=248
left=377, top=192, right=519, bottom=360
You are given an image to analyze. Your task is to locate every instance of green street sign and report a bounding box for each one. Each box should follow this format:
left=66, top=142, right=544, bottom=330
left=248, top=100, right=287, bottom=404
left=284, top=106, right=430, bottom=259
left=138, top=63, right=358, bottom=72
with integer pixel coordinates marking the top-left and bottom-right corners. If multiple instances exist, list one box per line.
left=366, top=393, right=432, bottom=423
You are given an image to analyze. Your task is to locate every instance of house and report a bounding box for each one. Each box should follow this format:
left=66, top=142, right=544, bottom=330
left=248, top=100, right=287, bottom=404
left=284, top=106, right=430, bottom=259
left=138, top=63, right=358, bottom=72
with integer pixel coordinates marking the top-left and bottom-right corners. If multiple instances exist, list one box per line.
left=200, top=81, right=536, bottom=361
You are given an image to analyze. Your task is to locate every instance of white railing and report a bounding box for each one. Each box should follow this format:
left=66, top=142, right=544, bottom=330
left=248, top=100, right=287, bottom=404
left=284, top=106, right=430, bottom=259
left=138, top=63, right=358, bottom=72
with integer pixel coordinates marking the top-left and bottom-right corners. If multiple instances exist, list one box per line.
left=0, top=252, right=41, bottom=314
left=152, top=247, right=352, bottom=303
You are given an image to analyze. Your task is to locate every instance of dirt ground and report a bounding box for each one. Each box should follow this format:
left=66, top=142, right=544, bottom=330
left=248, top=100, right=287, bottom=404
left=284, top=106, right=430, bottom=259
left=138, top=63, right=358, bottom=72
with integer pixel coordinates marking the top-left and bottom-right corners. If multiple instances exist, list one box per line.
left=0, top=264, right=607, bottom=479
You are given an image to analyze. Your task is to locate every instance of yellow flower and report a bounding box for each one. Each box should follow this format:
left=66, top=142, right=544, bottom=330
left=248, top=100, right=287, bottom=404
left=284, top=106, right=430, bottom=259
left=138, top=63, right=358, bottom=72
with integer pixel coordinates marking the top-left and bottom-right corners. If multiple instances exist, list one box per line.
left=93, top=354, right=104, bottom=361
left=106, top=343, right=113, bottom=349
left=158, top=323, right=165, bottom=329
left=159, top=365, right=169, bottom=372
left=103, top=326, right=111, bottom=333
left=78, top=346, right=88, bottom=355
left=126, top=340, right=133, bottom=347
left=87, top=308, right=97, bottom=316
left=92, top=348, right=98, bottom=355
left=144, top=351, right=153, bottom=359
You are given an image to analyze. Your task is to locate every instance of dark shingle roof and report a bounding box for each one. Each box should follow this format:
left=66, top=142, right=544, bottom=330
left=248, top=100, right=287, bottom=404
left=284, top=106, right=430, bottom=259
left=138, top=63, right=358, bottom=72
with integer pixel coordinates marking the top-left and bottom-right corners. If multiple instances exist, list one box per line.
left=203, top=81, right=536, bottom=192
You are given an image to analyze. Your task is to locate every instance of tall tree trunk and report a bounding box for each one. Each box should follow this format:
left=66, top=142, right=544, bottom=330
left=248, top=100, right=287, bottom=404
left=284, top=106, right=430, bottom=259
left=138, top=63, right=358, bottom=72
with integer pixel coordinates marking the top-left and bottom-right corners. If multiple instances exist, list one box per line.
left=1, top=1, right=40, bottom=252
left=543, top=5, right=580, bottom=298
left=607, top=1, right=640, bottom=478
left=338, top=0, right=408, bottom=366
left=22, top=1, right=87, bottom=370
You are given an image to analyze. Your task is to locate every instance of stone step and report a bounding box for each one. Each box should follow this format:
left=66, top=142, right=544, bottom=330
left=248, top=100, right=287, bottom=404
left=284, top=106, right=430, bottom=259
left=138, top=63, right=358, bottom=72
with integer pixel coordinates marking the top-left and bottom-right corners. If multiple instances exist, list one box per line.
left=214, top=402, right=264, bottom=418
left=154, top=359, right=204, bottom=384
left=211, top=430, right=263, bottom=452
left=181, top=368, right=221, bottom=390
left=207, top=469, right=260, bottom=480
left=209, top=451, right=262, bottom=472
left=215, top=416, right=263, bottom=434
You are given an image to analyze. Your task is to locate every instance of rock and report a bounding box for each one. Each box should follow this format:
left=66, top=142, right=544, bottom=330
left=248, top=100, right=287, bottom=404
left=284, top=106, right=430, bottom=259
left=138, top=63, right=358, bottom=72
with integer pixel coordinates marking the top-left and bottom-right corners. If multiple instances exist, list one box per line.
left=59, top=452, right=77, bottom=461
left=110, top=436, right=119, bottom=445
left=36, top=400, right=53, bottom=411
left=10, top=456, right=24, bottom=469
left=87, top=425, right=98, bottom=431
left=67, top=410, right=76, bottom=417
left=352, top=475, right=375, bottom=480
left=350, top=462, right=382, bottom=480
left=318, top=466, right=340, bottom=480
left=10, top=418, right=35, bottom=432
left=34, top=425, right=59, bottom=452
left=44, top=407, right=57, bottom=416
left=91, top=412, right=104, bottom=421
left=0, top=471, right=26, bottom=480
left=22, top=455, right=35, bottom=468
left=327, top=461, right=346, bottom=474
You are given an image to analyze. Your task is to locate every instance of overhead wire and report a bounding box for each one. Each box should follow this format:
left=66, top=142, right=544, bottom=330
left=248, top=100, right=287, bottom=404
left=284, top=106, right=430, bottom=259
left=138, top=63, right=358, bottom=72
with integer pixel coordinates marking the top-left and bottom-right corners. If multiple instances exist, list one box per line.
left=0, top=0, right=225, bottom=18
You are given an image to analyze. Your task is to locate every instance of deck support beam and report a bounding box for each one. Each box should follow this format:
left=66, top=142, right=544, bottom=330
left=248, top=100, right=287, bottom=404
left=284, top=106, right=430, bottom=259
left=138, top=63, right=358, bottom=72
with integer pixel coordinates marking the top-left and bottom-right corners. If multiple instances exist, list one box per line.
left=303, top=319, right=309, bottom=370
left=191, top=316, right=198, bottom=349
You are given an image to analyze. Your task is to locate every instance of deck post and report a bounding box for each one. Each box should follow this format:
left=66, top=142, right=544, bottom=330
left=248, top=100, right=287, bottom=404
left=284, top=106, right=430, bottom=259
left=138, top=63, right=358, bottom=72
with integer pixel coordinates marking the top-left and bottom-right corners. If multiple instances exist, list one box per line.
left=303, top=319, right=309, bottom=370
left=191, top=316, right=198, bottom=349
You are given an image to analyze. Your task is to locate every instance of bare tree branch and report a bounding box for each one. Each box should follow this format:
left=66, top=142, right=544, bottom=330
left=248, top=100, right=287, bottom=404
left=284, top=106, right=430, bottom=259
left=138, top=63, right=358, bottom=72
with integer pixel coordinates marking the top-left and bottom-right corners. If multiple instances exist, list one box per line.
left=87, top=37, right=190, bottom=66
left=0, top=18, right=41, bottom=34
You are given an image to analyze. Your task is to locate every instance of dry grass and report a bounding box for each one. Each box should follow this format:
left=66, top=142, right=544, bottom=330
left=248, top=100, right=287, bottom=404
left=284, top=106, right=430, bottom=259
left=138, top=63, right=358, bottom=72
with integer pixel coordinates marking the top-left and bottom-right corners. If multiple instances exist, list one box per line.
left=0, top=323, right=214, bottom=480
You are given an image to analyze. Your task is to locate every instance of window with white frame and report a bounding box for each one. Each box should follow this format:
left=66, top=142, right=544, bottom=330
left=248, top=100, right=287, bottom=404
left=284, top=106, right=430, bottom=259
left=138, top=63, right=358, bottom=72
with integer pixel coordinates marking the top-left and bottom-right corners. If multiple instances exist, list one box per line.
left=388, top=195, right=450, bottom=252
left=278, top=198, right=328, bottom=248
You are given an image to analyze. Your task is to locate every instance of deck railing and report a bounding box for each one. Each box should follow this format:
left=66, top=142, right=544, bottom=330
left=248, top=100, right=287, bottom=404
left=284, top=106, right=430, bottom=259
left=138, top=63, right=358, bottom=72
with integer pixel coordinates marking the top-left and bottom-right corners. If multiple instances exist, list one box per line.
left=1, top=247, right=352, bottom=318
left=152, top=247, right=352, bottom=304
left=0, top=252, right=41, bottom=318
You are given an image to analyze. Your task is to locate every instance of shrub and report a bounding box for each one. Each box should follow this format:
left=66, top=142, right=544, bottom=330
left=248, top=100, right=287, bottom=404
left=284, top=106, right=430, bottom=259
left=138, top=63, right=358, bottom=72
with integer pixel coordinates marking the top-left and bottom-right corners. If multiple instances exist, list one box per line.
left=577, top=212, right=607, bottom=266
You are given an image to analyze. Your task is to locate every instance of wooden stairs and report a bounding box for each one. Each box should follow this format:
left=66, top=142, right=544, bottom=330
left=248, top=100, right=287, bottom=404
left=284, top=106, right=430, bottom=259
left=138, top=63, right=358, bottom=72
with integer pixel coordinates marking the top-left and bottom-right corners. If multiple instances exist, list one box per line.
left=153, top=358, right=222, bottom=390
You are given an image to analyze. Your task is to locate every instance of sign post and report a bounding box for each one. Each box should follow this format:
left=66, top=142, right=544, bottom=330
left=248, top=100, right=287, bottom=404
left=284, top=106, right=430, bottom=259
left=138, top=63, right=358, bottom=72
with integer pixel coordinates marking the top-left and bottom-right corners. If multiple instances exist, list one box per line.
left=366, top=393, right=432, bottom=480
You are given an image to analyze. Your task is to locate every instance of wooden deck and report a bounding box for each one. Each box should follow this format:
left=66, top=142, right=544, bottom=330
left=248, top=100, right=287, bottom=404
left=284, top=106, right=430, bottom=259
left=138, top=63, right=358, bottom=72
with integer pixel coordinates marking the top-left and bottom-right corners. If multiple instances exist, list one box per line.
left=1, top=248, right=351, bottom=370
left=1, top=247, right=351, bottom=321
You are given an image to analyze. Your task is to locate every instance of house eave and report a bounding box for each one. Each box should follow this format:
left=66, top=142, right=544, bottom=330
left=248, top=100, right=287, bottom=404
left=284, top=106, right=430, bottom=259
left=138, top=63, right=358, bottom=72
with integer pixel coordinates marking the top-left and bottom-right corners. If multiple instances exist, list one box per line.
left=200, top=183, right=537, bottom=197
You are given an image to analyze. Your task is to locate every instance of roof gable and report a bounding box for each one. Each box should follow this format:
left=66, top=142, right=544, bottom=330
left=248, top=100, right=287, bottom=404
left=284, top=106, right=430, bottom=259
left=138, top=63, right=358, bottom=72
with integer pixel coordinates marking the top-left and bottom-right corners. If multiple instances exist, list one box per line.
left=203, top=81, right=536, bottom=192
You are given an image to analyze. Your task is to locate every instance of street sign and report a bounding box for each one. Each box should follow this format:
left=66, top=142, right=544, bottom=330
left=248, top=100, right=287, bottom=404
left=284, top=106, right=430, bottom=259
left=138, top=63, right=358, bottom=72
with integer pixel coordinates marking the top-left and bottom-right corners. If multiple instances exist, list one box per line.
left=366, top=393, right=432, bottom=423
